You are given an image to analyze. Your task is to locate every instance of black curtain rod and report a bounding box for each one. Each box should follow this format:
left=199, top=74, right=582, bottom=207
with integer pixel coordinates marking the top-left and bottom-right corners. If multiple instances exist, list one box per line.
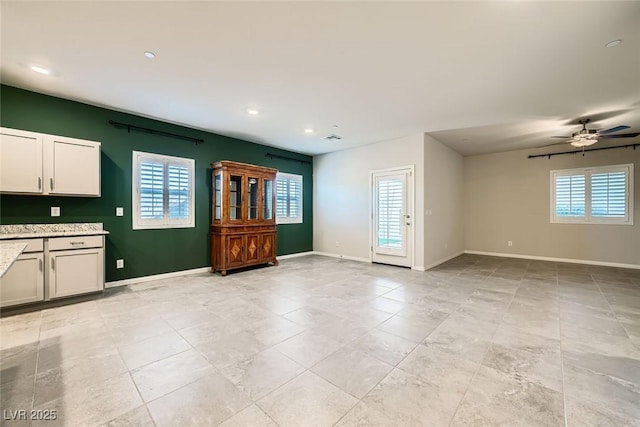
left=109, top=120, right=204, bottom=145
left=266, top=153, right=312, bottom=165
left=528, top=142, right=639, bottom=159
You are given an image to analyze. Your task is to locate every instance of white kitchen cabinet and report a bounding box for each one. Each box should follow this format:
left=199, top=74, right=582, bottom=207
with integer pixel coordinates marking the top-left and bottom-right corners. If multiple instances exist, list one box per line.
left=0, top=240, right=45, bottom=308
left=0, top=127, right=101, bottom=197
left=0, top=128, right=43, bottom=193
left=48, top=236, right=104, bottom=299
left=45, top=135, right=101, bottom=196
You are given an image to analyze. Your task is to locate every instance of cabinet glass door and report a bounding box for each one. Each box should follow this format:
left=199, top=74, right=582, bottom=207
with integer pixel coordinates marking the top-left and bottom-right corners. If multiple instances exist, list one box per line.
left=263, top=179, right=273, bottom=220
left=248, top=177, right=259, bottom=220
left=229, top=175, right=242, bottom=220
left=214, top=173, right=222, bottom=221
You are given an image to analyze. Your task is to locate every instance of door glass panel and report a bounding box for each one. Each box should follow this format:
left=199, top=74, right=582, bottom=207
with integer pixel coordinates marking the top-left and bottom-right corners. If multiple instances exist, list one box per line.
left=214, top=173, right=221, bottom=220
left=248, top=177, right=258, bottom=220
left=377, top=178, right=404, bottom=249
left=263, top=179, right=273, bottom=220
left=229, top=175, right=242, bottom=220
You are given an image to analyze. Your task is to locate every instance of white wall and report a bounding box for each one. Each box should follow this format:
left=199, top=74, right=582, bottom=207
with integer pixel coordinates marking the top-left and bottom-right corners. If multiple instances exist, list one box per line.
left=424, top=134, right=465, bottom=268
left=313, top=134, right=425, bottom=266
left=464, top=147, right=640, bottom=267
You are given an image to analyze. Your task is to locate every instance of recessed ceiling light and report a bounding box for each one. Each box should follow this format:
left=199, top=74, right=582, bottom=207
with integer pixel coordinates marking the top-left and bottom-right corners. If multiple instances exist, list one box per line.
left=144, top=51, right=156, bottom=59
left=606, top=39, right=622, bottom=48
left=30, top=65, right=50, bottom=75
left=304, top=128, right=314, bottom=134
left=246, top=108, right=260, bottom=116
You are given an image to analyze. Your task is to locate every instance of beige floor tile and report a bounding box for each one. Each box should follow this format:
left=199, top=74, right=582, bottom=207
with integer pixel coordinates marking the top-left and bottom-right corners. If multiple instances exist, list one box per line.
left=146, top=371, right=252, bottom=427
left=118, top=330, right=192, bottom=370
left=311, top=346, right=394, bottom=398
left=359, top=368, right=463, bottom=426
left=220, top=348, right=305, bottom=401
left=273, top=330, right=343, bottom=368
left=257, top=371, right=358, bottom=427
left=450, top=366, right=564, bottom=426
left=218, top=404, right=278, bottom=427
left=32, top=373, right=142, bottom=426
left=351, top=329, right=418, bottom=365
left=131, top=349, right=215, bottom=402
left=2, top=254, right=639, bottom=426
left=101, top=405, right=155, bottom=427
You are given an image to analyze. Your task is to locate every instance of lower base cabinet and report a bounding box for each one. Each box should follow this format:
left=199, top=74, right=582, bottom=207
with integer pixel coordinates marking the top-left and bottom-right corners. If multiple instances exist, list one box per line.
left=49, top=247, right=104, bottom=299
left=211, top=228, right=278, bottom=276
left=0, top=235, right=104, bottom=308
left=0, top=252, right=44, bottom=308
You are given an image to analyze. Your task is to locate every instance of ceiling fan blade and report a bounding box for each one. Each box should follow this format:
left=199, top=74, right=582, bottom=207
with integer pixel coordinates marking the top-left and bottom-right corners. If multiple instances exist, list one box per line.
left=598, top=132, right=640, bottom=139
left=536, top=141, right=570, bottom=148
left=599, top=125, right=630, bottom=135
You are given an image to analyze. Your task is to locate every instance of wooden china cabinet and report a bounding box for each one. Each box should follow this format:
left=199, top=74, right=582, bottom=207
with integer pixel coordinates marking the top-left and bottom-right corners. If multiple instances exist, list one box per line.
left=210, top=160, right=278, bottom=275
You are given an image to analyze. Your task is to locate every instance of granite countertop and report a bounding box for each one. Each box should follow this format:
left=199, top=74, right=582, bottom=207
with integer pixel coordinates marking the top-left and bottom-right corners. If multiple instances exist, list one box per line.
left=0, top=242, right=28, bottom=278
left=0, top=223, right=109, bottom=240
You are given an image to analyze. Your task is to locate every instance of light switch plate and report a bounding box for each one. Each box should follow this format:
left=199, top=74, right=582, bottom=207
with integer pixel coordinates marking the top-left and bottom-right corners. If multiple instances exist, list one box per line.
left=116, top=259, right=124, bottom=269
left=51, top=207, right=60, bottom=217
left=116, top=207, right=124, bottom=217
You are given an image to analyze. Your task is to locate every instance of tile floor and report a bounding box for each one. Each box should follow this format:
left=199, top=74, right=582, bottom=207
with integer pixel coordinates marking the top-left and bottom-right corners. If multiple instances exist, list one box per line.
left=1, top=254, right=639, bottom=426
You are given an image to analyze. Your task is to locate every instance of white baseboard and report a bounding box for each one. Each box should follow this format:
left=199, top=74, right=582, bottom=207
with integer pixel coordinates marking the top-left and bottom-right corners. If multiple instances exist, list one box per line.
left=278, top=251, right=315, bottom=260
left=105, top=267, right=211, bottom=288
left=464, top=250, right=640, bottom=270
left=411, top=266, right=426, bottom=271
left=424, top=251, right=466, bottom=271
left=313, top=251, right=371, bottom=263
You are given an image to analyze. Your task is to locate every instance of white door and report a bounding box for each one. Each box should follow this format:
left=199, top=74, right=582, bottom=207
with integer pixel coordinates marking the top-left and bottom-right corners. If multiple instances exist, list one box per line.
left=371, top=167, right=413, bottom=267
left=0, top=128, right=43, bottom=194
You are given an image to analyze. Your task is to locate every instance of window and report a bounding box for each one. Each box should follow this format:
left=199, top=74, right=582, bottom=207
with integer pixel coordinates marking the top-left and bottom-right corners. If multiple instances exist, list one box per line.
left=132, top=151, right=195, bottom=229
left=551, top=164, right=633, bottom=224
left=276, top=172, right=303, bottom=224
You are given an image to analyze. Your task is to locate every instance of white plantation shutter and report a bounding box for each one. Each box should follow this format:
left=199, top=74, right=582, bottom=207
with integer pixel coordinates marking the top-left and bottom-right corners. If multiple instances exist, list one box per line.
left=591, top=171, right=626, bottom=218
left=276, top=173, right=303, bottom=224
left=168, top=164, right=190, bottom=220
left=554, top=174, right=585, bottom=218
left=140, top=161, right=164, bottom=220
left=551, top=164, right=633, bottom=224
left=133, top=151, right=195, bottom=229
left=377, top=179, right=403, bottom=249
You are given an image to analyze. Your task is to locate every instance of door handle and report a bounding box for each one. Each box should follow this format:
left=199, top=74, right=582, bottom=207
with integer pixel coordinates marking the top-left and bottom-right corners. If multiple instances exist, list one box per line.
left=406, top=222, right=411, bottom=226
left=39, top=258, right=43, bottom=271
left=51, top=257, right=55, bottom=270
left=50, top=178, right=54, bottom=190
left=38, top=177, right=42, bottom=190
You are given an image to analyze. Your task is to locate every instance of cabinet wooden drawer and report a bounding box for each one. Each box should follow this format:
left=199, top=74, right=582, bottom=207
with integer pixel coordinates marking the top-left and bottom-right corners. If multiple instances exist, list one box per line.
left=48, top=235, right=103, bottom=251
left=9, top=238, right=44, bottom=253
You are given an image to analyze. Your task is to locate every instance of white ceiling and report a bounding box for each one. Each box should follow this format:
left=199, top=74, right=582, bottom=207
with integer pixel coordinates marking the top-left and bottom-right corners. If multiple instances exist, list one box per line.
left=1, top=1, right=639, bottom=156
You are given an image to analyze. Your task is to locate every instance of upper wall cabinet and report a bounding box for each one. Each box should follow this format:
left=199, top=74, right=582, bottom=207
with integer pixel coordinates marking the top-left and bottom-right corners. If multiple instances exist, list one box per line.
left=0, top=127, right=101, bottom=197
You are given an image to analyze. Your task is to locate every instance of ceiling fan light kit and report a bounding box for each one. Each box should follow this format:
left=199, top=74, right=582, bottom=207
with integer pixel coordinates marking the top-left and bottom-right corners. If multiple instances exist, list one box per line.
left=570, top=139, right=597, bottom=148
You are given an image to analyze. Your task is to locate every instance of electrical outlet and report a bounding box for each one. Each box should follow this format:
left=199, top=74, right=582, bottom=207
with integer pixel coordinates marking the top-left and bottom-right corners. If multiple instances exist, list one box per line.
left=51, top=207, right=60, bottom=217
left=116, top=259, right=124, bottom=269
left=508, top=241, right=513, bottom=247
left=116, top=207, right=124, bottom=217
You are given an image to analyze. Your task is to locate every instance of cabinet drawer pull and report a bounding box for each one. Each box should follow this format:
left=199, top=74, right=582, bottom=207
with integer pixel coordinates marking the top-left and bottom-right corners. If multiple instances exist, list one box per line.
left=50, top=178, right=54, bottom=190
left=39, top=258, right=43, bottom=271
left=70, top=241, right=85, bottom=246
left=51, top=257, right=55, bottom=270
left=38, top=177, right=42, bottom=190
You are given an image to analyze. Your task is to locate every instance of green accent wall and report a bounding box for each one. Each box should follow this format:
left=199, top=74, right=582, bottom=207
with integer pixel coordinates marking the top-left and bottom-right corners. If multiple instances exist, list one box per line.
left=0, top=85, right=313, bottom=282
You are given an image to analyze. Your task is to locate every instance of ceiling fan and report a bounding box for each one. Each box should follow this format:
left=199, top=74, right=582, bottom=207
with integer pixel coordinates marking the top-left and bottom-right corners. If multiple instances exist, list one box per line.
left=547, top=119, right=639, bottom=148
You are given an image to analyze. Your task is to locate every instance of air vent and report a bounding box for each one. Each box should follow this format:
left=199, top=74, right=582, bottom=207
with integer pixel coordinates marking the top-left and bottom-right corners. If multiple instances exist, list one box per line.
left=325, top=134, right=343, bottom=141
